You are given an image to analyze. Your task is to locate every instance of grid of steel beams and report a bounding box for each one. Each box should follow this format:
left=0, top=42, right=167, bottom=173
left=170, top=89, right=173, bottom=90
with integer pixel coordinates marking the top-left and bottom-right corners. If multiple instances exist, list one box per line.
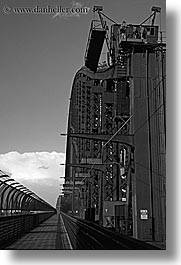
left=63, top=18, right=166, bottom=241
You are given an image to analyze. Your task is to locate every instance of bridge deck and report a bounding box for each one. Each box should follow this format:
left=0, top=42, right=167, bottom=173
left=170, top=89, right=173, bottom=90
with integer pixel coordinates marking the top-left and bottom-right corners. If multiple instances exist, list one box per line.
left=5, top=213, right=163, bottom=250
left=6, top=214, right=72, bottom=250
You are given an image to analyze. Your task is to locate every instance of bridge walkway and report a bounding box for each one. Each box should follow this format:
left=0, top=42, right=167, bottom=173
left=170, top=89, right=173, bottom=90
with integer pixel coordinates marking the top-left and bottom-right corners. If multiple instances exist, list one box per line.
left=5, top=212, right=162, bottom=250
left=6, top=214, right=72, bottom=250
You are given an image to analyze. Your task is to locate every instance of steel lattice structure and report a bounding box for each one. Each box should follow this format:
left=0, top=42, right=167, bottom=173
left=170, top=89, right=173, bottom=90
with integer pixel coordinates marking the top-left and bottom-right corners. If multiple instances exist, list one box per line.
left=62, top=6, right=166, bottom=242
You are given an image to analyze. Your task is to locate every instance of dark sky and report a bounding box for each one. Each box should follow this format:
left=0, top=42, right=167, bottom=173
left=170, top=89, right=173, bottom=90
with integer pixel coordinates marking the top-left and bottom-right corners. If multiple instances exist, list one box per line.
left=0, top=0, right=166, bottom=155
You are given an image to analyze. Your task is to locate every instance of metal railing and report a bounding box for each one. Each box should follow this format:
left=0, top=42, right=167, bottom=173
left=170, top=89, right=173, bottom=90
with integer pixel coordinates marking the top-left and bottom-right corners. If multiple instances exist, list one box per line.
left=0, top=212, right=55, bottom=249
left=0, top=170, right=56, bottom=215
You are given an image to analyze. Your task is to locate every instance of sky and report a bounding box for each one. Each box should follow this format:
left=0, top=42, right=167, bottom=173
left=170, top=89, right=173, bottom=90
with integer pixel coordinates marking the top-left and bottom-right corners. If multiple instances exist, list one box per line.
left=0, top=0, right=166, bottom=206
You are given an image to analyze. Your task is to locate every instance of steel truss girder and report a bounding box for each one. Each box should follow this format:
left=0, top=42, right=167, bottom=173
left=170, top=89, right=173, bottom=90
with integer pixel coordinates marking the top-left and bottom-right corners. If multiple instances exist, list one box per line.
left=67, top=133, right=134, bottom=147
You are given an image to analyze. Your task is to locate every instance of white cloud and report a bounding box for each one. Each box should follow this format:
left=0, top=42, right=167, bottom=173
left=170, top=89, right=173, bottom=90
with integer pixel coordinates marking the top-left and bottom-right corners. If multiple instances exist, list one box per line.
left=0, top=151, right=65, bottom=207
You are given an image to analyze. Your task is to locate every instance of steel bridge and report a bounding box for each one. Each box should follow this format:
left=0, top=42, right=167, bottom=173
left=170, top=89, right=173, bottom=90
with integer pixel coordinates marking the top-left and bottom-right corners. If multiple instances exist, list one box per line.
left=62, top=5, right=166, bottom=246
left=0, top=6, right=166, bottom=250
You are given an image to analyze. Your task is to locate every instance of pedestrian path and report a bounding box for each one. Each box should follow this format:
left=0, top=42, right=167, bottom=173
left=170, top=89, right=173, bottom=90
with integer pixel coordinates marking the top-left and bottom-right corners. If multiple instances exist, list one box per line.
left=6, top=214, right=73, bottom=250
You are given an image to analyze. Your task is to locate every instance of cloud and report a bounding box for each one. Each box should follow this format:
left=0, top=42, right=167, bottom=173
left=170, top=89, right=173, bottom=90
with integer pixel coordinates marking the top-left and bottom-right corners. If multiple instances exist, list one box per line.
left=38, top=166, right=49, bottom=170
left=0, top=151, right=65, bottom=206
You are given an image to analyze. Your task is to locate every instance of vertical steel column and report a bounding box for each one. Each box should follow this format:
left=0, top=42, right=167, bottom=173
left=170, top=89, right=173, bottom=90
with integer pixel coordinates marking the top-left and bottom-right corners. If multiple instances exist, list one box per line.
left=72, top=169, right=75, bottom=214
left=146, top=49, right=155, bottom=241
left=161, top=46, right=166, bottom=146
left=116, top=121, right=120, bottom=201
left=99, top=170, right=104, bottom=225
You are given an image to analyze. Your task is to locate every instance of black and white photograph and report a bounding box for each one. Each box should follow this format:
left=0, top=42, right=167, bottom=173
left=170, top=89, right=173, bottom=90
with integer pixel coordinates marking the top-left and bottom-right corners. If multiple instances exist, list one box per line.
left=0, top=0, right=173, bottom=257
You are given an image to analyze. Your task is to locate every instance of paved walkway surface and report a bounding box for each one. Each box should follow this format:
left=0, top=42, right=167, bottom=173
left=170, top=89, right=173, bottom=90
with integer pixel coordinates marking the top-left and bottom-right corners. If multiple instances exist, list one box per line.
left=6, top=214, right=73, bottom=250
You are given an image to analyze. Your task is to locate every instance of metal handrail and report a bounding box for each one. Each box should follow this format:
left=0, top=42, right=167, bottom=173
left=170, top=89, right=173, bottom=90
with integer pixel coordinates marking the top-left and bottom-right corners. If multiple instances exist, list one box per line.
left=0, top=171, right=55, bottom=214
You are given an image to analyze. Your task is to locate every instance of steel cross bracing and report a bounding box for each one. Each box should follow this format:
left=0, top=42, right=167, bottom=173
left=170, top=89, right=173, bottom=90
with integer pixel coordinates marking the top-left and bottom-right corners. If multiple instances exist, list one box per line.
left=63, top=5, right=166, bottom=242
left=65, top=50, right=166, bottom=238
left=65, top=53, right=133, bottom=234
